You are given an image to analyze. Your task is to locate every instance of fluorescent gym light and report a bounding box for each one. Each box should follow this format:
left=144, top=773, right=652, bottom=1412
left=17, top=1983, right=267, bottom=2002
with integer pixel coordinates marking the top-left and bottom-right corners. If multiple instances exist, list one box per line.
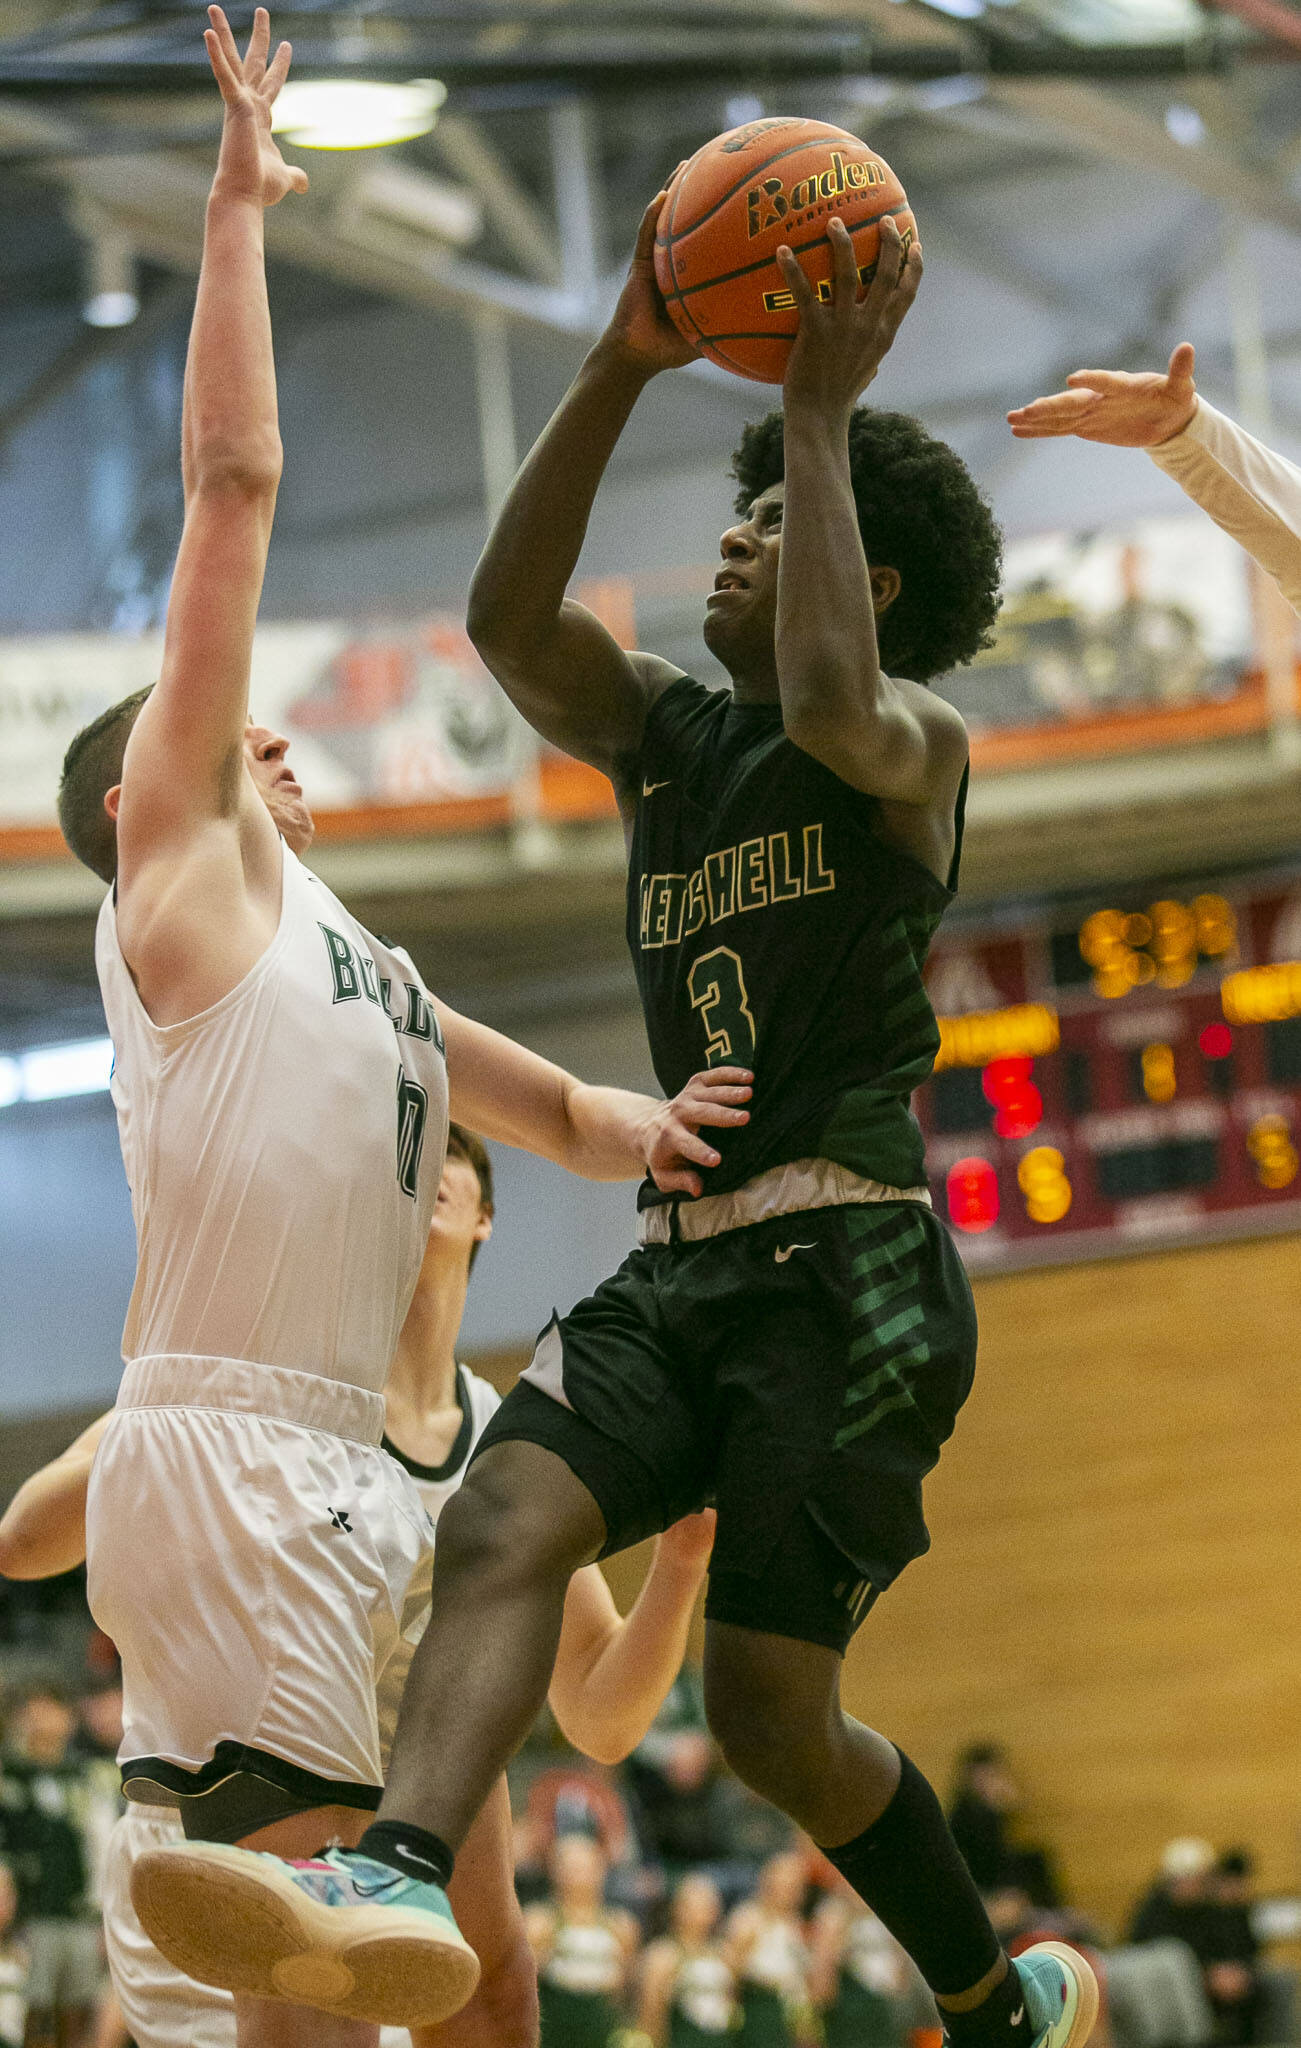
left=0, top=1038, right=114, bottom=1107
left=1165, top=102, right=1206, bottom=145
left=272, top=78, right=447, bottom=151
left=83, top=231, right=139, bottom=329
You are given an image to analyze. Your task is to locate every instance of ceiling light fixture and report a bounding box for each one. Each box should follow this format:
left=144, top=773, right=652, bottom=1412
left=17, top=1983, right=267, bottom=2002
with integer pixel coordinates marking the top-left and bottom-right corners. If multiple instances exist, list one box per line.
left=272, top=78, right=447, bottom=151
left=0, top=1037, right=114, bottom=1108
left=83, top=230, right=138, bottom=328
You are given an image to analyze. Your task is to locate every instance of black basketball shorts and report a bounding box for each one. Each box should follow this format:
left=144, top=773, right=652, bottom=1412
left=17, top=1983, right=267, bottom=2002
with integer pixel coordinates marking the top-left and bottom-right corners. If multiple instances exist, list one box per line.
left=471, top=1199, right=977, bottom=1654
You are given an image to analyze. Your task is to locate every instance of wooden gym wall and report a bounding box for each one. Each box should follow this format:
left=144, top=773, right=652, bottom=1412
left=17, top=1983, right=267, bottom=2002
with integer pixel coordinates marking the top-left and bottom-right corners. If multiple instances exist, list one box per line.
left=851, top=1231, right=1301, bottom=1934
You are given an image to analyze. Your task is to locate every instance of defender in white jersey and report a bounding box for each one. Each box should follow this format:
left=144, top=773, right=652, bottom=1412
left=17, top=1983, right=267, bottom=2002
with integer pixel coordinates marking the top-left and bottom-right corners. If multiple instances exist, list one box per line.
left=0, top=1126, right=714, bottom=2048
left=51, top=14, right=749, bottom=2043
left=1008, top=343, right=1301, bottom=616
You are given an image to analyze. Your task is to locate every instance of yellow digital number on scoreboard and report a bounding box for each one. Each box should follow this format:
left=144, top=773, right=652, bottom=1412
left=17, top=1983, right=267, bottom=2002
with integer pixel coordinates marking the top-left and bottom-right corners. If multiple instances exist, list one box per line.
left=1079, top=894, right=1235, bottom=999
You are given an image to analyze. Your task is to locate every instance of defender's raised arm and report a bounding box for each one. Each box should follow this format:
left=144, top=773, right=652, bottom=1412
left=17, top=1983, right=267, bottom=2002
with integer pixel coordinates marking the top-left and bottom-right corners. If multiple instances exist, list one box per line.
left=1008, top=343, right=1301, bottom=617
left=466, top=197, right=690, bottom=788
left=111, top=9, right=307, bottom=1017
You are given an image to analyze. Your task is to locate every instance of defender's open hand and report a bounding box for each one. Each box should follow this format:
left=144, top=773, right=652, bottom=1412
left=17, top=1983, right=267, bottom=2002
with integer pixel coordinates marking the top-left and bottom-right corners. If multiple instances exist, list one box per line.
left=1008, top=342, right=1198, bottom=447
left=604, top=193, right=699, bottom=377
left=778, top=213, right=922, bottom=419
left=644, top=1066, right=753, bottom=1197
left=205, top=6, right=309, bottom=209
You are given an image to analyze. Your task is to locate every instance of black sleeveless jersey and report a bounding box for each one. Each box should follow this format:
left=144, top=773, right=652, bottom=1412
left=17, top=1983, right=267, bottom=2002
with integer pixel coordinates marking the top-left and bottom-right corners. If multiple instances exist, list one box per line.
left=627, top=677, right=966, bottom=1200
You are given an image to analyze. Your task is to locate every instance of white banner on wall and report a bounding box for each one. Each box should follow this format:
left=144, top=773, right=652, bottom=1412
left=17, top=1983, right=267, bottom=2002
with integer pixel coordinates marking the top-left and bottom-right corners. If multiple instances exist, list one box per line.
left=0, top=615, right=531, bottom=829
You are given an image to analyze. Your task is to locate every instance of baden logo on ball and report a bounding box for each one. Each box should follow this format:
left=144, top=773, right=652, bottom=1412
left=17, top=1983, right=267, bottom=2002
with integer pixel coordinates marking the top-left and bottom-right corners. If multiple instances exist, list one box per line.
left=653, top=117, right=918, bottom=385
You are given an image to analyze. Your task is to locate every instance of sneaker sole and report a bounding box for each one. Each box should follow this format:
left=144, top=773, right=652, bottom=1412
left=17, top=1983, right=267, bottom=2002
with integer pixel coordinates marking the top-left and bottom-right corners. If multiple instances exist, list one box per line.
left=130, top=1843, right=481, bottom=2029
left=1023, top=1941, right=1101, bottom=2048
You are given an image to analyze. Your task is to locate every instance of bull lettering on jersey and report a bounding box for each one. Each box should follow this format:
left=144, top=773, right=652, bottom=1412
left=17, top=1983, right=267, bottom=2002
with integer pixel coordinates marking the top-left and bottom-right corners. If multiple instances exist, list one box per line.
left=638, top=824, right=836, bottom=952
left=319, top=925, right=446, bottom=1052
left=321, top=924, right=361, bottom=1001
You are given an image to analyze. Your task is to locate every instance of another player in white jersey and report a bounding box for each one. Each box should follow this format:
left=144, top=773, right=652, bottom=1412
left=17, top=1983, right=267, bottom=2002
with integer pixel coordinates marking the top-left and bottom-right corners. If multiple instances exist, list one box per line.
left=50, top=13, right=748, bottom=2046
left=1008, top=343, right=1301, bottom=616
left=0, top=1125, right=714, bottom=2048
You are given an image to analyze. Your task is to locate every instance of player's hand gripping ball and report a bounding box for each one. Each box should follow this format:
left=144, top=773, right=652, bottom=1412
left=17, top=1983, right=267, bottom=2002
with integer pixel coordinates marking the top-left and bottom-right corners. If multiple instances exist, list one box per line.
left=653, top=116, right=917, bottom=384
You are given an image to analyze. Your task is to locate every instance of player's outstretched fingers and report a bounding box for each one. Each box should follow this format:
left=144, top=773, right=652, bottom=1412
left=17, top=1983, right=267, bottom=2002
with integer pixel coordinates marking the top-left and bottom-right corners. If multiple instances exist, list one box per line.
left=265, top=37, right=294, bottom=100
left=828, top=215, right=859, bottom=311
left=204, top=8, right=243, bottom=94
left=207, top=5, right=243, bottom=76
left=243, top=5, right=271, bottom=83
left=775, top=244, right=815, bottom=314
left=862, top=214, right=904, bottom=305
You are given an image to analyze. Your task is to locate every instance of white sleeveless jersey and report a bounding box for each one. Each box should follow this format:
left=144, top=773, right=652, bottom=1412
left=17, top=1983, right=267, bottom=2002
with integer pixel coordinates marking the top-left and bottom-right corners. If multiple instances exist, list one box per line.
left=382, top=1365, right=501, bottom=1525
left=96, top=842, right=448, bottom=1396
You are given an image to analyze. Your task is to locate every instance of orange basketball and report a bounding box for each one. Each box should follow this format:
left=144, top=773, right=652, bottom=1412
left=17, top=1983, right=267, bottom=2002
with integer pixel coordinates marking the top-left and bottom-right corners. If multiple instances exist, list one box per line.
left=653, top=116, right=917, bottom=385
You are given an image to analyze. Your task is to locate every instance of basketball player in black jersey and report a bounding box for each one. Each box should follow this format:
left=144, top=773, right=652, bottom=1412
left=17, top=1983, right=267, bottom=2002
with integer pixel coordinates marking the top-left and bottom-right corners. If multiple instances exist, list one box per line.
left=151, top=203, right=1098, bottom=2048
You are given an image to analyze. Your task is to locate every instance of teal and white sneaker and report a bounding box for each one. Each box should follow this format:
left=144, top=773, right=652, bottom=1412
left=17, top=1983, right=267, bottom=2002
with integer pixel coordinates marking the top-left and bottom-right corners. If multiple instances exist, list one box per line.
left=1013, top=1942, right=1101, bottom=2048
left=130, top=1842, right=480, bottom=2028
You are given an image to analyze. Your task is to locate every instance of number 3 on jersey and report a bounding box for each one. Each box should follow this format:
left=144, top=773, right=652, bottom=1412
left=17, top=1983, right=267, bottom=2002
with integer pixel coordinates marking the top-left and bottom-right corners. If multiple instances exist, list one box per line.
left=688, top=947, right=756, bottom=1068
left=396, top=1069, right=429, bottom=1197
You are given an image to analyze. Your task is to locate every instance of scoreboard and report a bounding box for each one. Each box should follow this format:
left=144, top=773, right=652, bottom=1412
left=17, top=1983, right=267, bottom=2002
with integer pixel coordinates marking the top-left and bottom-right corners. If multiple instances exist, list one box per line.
left=916, top=865, right=1301, bottom=1270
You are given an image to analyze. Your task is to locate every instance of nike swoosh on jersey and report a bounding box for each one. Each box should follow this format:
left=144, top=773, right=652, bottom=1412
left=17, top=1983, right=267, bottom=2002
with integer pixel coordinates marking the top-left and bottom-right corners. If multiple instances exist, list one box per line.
left=774, top=1242, right=817, bottom=1262
left=642, top=779, right=672, bottom=797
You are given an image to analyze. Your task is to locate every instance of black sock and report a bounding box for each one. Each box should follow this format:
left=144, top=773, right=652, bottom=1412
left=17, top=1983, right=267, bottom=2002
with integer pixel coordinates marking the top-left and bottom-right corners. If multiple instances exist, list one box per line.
left=819, top=1747, right=1028, bottom=2048
left=941, top=1958, right=1034, bottom=2048
left=353, top=1819, right=454, bottom=1890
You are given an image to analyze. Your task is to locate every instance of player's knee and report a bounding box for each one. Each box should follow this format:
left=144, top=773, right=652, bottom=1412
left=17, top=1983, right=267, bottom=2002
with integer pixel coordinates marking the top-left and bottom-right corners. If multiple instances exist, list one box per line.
left=435, top=1449, right=586, bottom=1587
left=703, top=1680, right=792, bottom=1800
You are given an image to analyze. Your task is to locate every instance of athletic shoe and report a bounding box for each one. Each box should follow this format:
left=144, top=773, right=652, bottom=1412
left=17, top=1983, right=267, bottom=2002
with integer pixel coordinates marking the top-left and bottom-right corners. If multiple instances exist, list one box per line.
left=131, top=1841, right=480, bottom=2028
left=1013, top=1941, right=1101, bottom=2048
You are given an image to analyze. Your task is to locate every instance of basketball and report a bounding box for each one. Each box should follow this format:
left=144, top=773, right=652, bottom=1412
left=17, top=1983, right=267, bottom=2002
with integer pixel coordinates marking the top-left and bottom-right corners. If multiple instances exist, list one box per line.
left=653, top=116, right=916, bottom=384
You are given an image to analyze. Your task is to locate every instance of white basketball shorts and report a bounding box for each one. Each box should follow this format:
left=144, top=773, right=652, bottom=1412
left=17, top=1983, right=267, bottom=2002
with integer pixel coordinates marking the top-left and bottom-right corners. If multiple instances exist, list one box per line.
left=87, top=1355, right=434, bottom=1803
left=102, top=1805, right=235, bottom=2048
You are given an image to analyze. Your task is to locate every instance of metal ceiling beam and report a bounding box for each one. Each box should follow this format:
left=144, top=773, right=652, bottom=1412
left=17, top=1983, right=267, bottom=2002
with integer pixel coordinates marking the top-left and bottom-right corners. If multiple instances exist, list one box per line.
left=984, top=76, right=1301, bottom=238
left=432, top=111, right=562, bottom=287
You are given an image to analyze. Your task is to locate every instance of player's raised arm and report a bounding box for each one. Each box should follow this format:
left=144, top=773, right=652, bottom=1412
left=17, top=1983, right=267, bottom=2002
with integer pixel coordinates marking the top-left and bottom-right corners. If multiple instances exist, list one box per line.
left=465, top=196, right=690, bottom=788
left=0, top=1415, right=110, bottom=1581
left=434, top=1000, right=751, bottom=1196
left=1008, top=344, right=1301, bottom=617
left=770, top=216, right=966, bottom=808
left=547, top=1510, right=714, bottom=1764
left=115, top=7, right=306, bottom=893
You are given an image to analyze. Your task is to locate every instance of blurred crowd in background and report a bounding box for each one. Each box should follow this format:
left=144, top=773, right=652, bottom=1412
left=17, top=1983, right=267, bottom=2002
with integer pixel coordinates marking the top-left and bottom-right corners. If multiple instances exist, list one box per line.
left=0, top=1572, right=1292, bottom=2048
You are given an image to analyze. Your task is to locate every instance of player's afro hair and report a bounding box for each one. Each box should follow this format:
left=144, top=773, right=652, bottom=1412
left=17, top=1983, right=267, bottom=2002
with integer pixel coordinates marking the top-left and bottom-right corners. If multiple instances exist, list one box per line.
left=57, top=685, right=154, bottom=884
left=730, top=408, right=1003, bottom=685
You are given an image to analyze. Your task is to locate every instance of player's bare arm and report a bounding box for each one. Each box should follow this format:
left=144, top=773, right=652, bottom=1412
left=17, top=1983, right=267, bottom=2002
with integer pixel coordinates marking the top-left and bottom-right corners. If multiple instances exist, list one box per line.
left=547, top=1509, right=714, bottom=1763
left=113, top=7, right=308, bottom=1026
left=1010, top=342, right=1301, bottom=618
left=466, top=195, right=693, bottom=789
left=435, top=999, right=751, bottom=1196
left=0, top=1414, right=110, bottom=1580
left=773, top=215, right=967, bottom=849
left=1007, top=342, right=1199, bottom=445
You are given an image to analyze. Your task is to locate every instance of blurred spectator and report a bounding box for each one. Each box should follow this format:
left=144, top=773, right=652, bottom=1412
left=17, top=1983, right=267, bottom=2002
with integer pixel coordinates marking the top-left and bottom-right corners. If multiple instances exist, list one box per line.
left=725, top=1851, right=815, bottom=2048
left=638, top=1873, right=739, bottom=2048
left=1129, top=1840, right=1219, bottom=1949
left=525, top=1834, right=640, bottom=2048
left=810, top=1880, right=937, bottom=2048
left=625, top=1675, right=793, bottom=1905
left=1128, top=1840, right=1265, bottom=2046
left=0, top=1863, right=27, bottom=2048
left=0, top=1681, right=101, bottom=2048
left=948, top=1743, right=1063, bottom=1909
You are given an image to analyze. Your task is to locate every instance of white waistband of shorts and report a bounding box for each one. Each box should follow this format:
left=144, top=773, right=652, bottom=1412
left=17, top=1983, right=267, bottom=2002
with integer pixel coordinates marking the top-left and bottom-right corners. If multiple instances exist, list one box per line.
left=637, top=1156, right=932, bottom=1245
left=116, top=1355, right=386, bottom=1447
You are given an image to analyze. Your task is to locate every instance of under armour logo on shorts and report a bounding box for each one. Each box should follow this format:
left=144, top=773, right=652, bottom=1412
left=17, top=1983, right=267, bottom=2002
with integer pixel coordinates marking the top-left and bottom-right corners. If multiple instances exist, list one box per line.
left=329, top=1508, right=353, bottom=1532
